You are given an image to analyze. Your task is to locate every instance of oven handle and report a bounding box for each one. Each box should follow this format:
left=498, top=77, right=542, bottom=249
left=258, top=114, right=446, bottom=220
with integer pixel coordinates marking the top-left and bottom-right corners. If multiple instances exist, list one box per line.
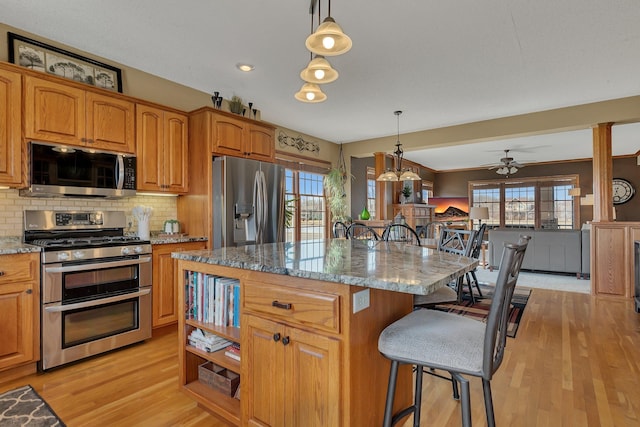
left=43, top=288, right=151, bottom=313
left=44, top=257, right=151, bottom=273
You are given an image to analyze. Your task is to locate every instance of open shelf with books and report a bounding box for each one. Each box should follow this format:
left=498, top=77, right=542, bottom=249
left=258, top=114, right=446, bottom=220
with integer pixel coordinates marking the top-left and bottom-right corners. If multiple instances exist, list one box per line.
left=179, top=265, right=243, bottom=426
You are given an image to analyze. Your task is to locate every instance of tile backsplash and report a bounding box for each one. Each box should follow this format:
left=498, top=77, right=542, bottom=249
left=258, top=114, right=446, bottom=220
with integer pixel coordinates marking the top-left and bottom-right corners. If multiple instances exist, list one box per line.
left=0, top=189, right=177, bottom=237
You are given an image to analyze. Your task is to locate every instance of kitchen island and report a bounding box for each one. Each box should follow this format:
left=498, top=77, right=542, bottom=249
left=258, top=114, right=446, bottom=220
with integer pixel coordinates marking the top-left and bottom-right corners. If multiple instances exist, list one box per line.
left=173, top=239, right=478, bottom=426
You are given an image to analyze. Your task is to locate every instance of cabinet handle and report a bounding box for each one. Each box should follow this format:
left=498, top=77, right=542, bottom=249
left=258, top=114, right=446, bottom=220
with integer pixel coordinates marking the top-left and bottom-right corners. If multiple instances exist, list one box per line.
left=272, top=300, right=292, bottom=310
left=26, top=289, right=32, bottom=294
left=273, top=333, right=281, bottom=342
left=282, top=336, right=290, bottom=346
left=0, top=271, right=4, bottom=276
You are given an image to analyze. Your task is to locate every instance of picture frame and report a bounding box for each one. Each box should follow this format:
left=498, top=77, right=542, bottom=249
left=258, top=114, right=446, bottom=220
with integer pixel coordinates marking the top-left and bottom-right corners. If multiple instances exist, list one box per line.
left=7, top=32, right=123, bottom=93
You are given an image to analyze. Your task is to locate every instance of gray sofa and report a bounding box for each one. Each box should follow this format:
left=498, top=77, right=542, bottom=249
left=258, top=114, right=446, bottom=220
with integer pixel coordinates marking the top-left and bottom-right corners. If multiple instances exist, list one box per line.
left=488, top=228, right=589, bottom=276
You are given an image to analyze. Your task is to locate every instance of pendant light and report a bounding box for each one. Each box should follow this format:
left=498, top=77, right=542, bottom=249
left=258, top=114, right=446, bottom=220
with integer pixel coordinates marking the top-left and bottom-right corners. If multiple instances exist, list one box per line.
left=305, top=0, right=352, bottom=57
left=300, top=8, right=339, bottom=85
left=300, top=55, right=339, bottom=84
left=377, top=111, right=421, bottom=182
left=294, top=82, right=327, bottom=103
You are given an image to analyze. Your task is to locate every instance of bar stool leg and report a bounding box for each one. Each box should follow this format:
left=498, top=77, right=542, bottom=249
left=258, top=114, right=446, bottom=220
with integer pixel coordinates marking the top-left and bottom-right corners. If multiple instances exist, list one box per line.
left=482, top=379, right=496, bottom=427
left=413, top=364, right=423, bottom=427
left=452, top=372, right=472, bottom=427
left=383, top=360, right=400, bottom=427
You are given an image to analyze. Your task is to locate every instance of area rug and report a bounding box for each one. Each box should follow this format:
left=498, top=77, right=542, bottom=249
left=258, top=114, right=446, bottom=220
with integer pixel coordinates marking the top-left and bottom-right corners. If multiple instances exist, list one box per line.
left=433, top=284, right=531, bottom=338
left=0, top=385, right=65, bottom=426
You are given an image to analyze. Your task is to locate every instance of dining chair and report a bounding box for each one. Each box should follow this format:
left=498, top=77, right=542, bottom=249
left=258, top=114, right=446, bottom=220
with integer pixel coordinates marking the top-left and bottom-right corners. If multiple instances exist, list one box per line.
left=465, top=223, right=487, bottom=298
left=378, top=236, right=530, bottom=427
left=332, top=221, right=349, bottom=238
left=413, top=227, right=477, bottom=307
left=382, top=223, right=421, bottom=246
left=345, top=223, right=380, bottom=240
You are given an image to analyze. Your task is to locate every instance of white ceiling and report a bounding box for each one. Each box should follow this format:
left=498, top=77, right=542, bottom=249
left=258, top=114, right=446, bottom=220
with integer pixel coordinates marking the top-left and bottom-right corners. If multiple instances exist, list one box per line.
left=2, top=0, right=640, bottom=170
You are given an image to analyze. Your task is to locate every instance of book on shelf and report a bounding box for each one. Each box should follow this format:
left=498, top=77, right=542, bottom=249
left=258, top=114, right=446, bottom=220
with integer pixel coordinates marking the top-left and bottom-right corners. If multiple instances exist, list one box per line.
left=224, top=342, right=241, bottom=361
left=188, top=328, right=232, bottom=353
left=184, top=271, right=240, bottom=327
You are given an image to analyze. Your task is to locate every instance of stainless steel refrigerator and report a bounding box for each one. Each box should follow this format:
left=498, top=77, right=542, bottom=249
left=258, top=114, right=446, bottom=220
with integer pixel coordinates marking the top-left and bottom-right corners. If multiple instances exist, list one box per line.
left=212, top=156, right=285, bottom=248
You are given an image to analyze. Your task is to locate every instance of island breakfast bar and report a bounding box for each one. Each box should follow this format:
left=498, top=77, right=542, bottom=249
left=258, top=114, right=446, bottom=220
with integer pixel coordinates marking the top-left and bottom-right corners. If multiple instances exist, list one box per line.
left=173, top=239, right=478, bottom=426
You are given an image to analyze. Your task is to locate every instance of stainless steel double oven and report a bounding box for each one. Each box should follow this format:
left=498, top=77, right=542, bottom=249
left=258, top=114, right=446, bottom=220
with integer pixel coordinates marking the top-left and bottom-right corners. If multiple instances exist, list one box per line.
left=24, top=210, right=152, bottom=370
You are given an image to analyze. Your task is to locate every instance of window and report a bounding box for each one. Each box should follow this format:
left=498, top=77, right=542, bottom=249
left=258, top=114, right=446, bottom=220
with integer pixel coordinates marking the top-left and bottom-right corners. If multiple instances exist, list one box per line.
left=366, top=167, right=376, bottom=219
left=299, top=171, right=326, bottom=240
left=504, top=185, right=535, bottom=228
left=278, top=154, right=331, bottom=242
left=421, top=181, right=434, bottom=203
left=470, top=175, right=578, bottom=229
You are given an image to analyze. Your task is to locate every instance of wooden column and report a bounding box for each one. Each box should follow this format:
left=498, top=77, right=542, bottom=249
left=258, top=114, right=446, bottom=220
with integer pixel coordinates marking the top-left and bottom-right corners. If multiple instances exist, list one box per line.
left=374, top=152, right=388, bottom=220
left=592, top=123, right=614, bottom=222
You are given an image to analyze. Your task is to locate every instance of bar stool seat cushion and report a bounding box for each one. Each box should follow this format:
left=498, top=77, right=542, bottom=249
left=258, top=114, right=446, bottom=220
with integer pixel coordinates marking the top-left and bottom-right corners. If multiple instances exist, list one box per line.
left=378, top=308, right=486, bottom=377
left=413, top=285, right=457, bottom=306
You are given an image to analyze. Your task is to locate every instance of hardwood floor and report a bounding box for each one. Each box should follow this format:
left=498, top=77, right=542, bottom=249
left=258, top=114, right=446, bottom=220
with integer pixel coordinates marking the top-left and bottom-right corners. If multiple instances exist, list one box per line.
left=1, top=289, right=639, bottom=426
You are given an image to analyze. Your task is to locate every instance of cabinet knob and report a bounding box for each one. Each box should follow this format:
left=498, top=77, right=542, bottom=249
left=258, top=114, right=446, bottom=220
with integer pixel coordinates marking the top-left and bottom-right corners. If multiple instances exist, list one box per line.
left=273, top=333, right=281, bottom=342
left=0, top=271, right=4, bottom=276
left=26, top=289, right=32, bottom=294
left=282, top=336, right=290, bottom=346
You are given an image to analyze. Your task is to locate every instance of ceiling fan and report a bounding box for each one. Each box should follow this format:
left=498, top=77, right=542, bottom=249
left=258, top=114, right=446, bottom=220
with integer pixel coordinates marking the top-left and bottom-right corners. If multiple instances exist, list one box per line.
left=487, top=149, right=525, bottom=175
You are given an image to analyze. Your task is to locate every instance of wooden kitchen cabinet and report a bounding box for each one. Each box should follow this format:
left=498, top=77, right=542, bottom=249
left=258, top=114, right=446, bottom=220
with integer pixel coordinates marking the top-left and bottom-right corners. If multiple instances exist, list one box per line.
left=0, top=66, right=22, bottom=187
left=0, top=253, right=40, bottom=371
left=23, top=75, right=135, bottom=153
left=176, top=258, right=411, bottom=427
left=151, top=241, right=205, bottom=328
left=136, top=103, right=189, bottom=193
left=242, top=314, right=341, bottom=427
left=192, top=107, right=275, bottom=162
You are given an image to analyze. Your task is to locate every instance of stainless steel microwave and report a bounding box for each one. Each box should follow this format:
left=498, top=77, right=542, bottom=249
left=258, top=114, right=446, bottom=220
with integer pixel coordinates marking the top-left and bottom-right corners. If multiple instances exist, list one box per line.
left=20, top=142, right=137, bottom=198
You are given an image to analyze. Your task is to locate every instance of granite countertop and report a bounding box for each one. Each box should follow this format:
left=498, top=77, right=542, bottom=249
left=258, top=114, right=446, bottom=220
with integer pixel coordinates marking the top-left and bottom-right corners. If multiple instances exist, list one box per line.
left=0, top=237, right=42, bottom=255
left=150, top=235, right=208, bottom=245
left=172, top=239, right=478, bottom=296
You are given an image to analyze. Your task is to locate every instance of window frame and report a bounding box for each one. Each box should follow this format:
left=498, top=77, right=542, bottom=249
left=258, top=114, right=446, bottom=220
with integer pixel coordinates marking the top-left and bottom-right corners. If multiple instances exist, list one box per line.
left=468, top=174, right=580, bottom=230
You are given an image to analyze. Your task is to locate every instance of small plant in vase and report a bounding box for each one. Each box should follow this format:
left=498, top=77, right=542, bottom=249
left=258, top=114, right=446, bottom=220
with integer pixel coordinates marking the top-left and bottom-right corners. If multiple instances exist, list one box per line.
left=401, top=184, right=412, bottom=204
left=229, top=95, right=244, bottom=114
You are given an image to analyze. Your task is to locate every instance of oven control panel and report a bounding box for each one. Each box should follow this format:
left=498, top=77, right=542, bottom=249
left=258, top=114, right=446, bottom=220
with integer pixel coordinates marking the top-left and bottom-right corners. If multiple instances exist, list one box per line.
left=55, top=212, right=104, bottom=226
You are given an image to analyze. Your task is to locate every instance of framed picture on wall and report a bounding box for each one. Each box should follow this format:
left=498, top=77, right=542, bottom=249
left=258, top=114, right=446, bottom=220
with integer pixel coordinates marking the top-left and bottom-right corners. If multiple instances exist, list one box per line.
left=7, top=32, right=123, bottom=93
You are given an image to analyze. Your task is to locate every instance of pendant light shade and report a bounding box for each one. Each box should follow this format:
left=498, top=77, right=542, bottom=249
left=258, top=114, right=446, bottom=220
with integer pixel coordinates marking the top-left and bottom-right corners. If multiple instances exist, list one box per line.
left=294, top=82, right=327, bottom=103
left=300, top=55, right=339, bottom=84
left=305, top=16, right=352, bottom=56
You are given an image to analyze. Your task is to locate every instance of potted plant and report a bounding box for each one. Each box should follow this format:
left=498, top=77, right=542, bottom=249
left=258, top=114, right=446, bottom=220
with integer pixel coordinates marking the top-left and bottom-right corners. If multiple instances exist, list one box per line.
left=228, top=95, right=244, bottom=114
left=324, top=167, right=352, bottom=223
left=401, top=184, right=412, bottom=203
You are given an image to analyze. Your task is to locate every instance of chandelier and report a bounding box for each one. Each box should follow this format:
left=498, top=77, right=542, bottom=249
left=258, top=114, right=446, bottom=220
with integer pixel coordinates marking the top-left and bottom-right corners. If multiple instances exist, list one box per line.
left=377, top=111, right=421, bottom=181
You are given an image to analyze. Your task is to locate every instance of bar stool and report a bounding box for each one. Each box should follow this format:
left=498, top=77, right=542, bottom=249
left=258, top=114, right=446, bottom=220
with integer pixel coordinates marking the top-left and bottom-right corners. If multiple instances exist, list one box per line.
left=378, top=236, right=530, bottom=427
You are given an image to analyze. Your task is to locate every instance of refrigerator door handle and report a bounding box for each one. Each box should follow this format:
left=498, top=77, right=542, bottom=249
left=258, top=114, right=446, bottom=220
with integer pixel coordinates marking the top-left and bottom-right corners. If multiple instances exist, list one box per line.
left=256, top=170, right=267, bottom=243
left=254, top=170, right=262, bottom=243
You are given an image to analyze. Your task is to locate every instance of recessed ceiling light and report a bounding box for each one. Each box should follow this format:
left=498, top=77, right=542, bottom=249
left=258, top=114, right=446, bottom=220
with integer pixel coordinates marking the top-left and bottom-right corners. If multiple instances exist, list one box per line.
left=236, top=63, right=255, bottom=72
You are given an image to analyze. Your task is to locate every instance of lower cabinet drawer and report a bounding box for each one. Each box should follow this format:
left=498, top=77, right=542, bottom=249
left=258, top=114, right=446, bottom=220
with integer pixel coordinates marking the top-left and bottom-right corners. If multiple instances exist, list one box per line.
left=0, top=253, right=38, bottom=285
left=243, top=281, right=340, bottom=334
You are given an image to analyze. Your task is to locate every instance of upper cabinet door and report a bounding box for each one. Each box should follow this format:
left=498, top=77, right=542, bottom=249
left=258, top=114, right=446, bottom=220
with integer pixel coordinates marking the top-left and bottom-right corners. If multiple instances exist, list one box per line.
left=24, top=76, right=86, bottom=146
left=86, top=92, right=135, bottom=153
left=136, top=104, right=189, bottom=194
left=164, top=112, right=189, bottom=192
left=136, top=104, right=164, bottom=191
left=0, top=68, right=22, bottom=186
left=212, top=115, right=245, bottom=157
left=247, top=124, right=275, bottom=162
